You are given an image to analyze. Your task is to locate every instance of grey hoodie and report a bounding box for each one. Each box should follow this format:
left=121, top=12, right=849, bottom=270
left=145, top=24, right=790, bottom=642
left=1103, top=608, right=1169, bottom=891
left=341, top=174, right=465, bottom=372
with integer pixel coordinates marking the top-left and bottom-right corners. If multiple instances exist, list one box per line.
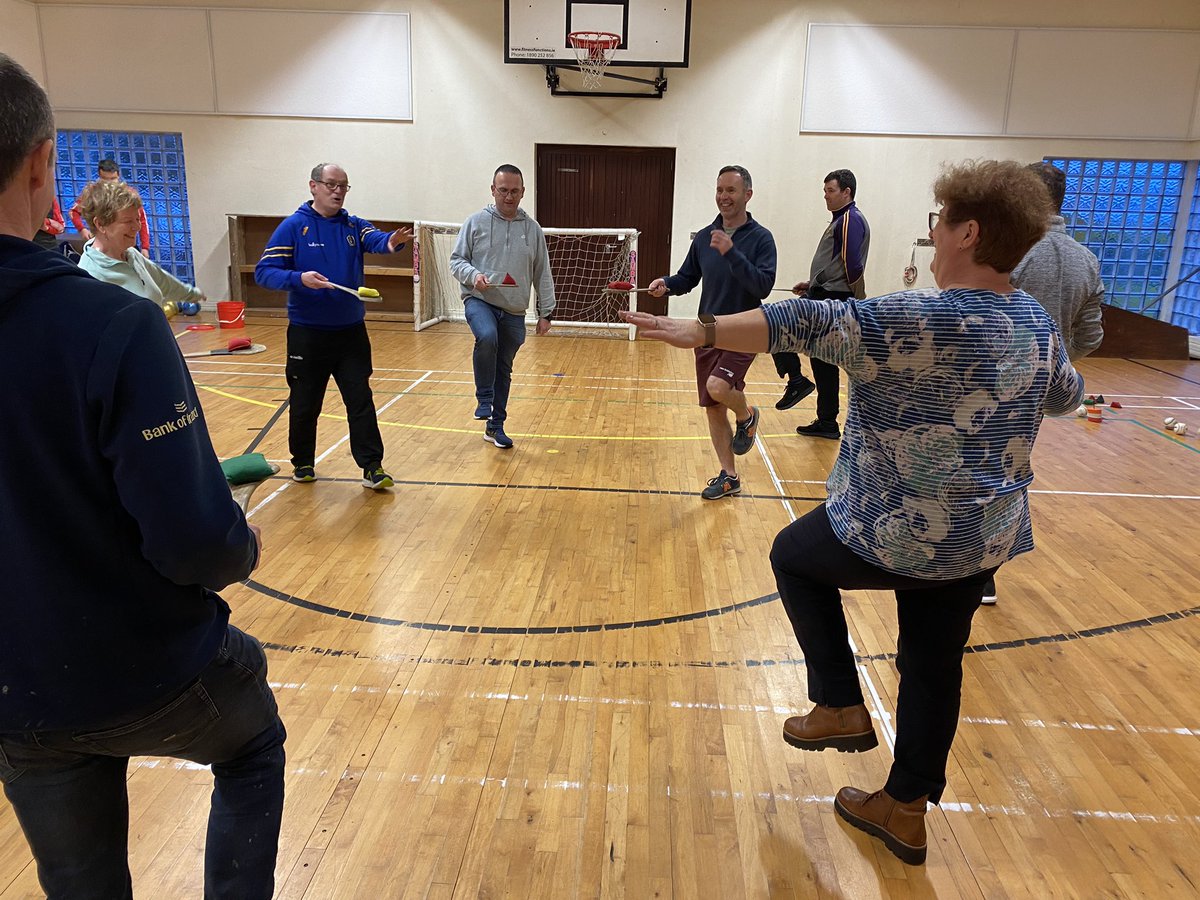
left=449, top=204, right=556, bottom=318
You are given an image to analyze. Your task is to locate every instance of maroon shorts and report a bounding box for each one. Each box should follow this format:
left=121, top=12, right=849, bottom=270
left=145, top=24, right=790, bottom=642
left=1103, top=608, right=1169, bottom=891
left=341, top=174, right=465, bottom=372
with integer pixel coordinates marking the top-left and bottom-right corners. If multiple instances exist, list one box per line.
left=694, top=348, right=756, bottom=407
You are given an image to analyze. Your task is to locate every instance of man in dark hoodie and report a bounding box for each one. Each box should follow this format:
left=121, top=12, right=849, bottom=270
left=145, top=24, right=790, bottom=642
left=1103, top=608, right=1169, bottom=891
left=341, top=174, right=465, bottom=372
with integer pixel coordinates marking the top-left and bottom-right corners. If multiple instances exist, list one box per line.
left=0, top=55, right=285, bottom=899
left=255, top=163, right=411, bottom=489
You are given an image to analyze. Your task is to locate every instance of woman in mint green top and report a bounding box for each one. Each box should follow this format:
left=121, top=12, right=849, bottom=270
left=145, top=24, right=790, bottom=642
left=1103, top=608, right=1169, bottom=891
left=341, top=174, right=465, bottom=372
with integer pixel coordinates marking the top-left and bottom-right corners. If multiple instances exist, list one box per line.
left=76, top=179, right=204, bottom=309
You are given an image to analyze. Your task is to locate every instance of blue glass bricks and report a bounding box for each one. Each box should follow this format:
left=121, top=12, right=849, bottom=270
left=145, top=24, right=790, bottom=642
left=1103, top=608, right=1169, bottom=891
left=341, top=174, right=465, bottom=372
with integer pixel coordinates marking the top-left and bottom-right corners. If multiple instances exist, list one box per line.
left=1172, top=175, right=1200, bottom=336
left=56, top=129, right=195, bottom=285
left=1046, top=157, right=1184, bottom=321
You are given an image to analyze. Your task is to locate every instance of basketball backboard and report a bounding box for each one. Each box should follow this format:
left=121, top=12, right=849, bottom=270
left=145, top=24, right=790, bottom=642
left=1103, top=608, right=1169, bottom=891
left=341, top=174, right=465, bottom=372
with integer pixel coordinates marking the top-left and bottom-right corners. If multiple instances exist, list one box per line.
left=505, top=0, right=691, bottom=67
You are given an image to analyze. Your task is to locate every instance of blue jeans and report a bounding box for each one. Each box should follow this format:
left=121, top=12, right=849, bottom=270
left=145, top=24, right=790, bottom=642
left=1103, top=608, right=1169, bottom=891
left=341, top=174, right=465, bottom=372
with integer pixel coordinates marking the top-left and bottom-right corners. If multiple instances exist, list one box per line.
left=464, top=297, right=527, bottom=427
left=0, top=626, right=286, bottom=900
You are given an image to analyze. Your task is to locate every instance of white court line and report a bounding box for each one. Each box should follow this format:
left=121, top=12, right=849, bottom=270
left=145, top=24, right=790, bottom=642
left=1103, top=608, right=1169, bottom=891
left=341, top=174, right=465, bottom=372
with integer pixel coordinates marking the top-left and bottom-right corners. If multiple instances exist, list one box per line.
left=261, top=682, right=1200, bottom=740
left=125, top=758, right=1200, bottom=825
left=754, top=420, right=795, bottom=520
left=190, top=365, right=1200, bottom=405
left=777, top=478, right=1200, bottom=501
left=245, top=371, right=432, bottom=519
left=753, top=430, right=898, bottom=753
left=1028, top=489, right=1200, bottom=500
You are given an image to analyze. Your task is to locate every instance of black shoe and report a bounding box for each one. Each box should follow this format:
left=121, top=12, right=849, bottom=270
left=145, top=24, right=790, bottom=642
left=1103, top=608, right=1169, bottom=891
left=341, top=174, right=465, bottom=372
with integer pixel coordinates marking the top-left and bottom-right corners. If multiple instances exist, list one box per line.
left=292, top=466, right=316, bottom=483
left=701, top=470, right=741, bottom=500
left=776, top=378, right=815, bottom=411
left=362, top=467, right=394, bottom=490
left=796, top=419, right=841, bottom=440
left=731, top=406, right=759, bottom=455
left=484, top=425, right=514, bottom=449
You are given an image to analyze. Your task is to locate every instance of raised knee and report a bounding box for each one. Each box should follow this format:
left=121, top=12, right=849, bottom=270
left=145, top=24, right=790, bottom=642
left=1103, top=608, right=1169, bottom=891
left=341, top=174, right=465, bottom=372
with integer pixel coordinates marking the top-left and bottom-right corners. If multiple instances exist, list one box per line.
left=706, top=377, right=730, bottom=400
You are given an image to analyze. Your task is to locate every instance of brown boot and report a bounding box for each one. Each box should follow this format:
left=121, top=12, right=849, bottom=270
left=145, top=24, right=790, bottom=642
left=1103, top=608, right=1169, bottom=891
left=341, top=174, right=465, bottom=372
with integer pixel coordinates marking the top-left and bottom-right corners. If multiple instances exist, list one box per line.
left=782, top=703, right=878, bottom=752
left=834, top=786, right=928, bottom=866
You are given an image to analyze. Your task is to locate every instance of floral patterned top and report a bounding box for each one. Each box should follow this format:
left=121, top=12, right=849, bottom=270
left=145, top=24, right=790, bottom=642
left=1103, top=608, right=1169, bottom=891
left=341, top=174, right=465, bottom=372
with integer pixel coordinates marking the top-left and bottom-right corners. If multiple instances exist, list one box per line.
left=763, top=288, right=1084, bottom=579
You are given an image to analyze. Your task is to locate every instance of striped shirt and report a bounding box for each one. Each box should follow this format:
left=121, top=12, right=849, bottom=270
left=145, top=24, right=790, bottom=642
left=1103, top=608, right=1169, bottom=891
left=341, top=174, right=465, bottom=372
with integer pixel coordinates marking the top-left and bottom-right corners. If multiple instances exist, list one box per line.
left=763, top=288, right=1084, bottom=579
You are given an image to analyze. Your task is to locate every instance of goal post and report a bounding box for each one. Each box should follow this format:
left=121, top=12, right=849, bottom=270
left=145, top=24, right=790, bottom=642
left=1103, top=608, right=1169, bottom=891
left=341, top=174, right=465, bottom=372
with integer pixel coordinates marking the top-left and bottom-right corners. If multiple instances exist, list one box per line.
left=413, top=221, right=639, bottom=340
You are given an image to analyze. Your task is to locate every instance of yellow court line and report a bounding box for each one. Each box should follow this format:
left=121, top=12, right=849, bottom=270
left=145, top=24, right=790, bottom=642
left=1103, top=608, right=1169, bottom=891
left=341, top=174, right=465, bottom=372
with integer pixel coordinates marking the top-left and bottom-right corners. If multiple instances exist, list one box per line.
left=198, top=385, right=279, bottom=409
left=196, top=384, right=782, bottom=442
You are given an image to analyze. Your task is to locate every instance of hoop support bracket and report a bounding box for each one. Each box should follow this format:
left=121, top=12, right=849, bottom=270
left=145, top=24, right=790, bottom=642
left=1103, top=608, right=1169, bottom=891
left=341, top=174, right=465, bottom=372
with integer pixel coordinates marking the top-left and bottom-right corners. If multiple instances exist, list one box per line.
left=544, top=65, right=668, bottom=99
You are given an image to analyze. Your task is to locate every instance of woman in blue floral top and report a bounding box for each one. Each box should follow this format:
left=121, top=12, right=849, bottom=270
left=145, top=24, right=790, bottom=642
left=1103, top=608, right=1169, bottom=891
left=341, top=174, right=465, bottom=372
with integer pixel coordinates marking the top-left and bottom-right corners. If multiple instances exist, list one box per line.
left=622, top=160, right=1084, bottom=866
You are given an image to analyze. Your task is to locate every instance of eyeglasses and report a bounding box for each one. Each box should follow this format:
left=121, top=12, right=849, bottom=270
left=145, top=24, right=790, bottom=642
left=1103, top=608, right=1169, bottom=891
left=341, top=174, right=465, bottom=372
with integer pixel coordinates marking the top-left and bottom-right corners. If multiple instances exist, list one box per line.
left=493, top=187, right=523, bottom=197
left=316, top=180, right=351, bottom=193
left=928, top=211, right=941, bottom=231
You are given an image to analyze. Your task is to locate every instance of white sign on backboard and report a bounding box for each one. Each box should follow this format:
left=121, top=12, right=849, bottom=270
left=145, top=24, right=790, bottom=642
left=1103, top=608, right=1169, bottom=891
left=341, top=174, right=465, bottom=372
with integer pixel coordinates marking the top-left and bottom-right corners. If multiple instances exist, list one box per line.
left=505, top=0, right=690, bottom=67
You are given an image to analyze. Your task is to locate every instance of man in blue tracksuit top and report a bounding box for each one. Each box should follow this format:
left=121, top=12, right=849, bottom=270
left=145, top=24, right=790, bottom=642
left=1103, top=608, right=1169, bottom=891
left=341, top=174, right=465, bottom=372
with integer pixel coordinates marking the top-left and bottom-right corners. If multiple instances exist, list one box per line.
left=649, top=165, right=777, bottom=500
left=255, top=163, right=412, bottom=489
left=0, top=54, right=284, bottom=899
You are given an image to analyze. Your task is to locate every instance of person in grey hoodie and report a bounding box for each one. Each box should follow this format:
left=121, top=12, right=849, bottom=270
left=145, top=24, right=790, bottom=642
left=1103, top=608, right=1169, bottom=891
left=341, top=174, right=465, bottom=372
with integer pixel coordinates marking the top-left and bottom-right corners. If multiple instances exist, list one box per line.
left=449, top=164, right=555, bottom=449
left=980, top=161, right=1105, bottom=606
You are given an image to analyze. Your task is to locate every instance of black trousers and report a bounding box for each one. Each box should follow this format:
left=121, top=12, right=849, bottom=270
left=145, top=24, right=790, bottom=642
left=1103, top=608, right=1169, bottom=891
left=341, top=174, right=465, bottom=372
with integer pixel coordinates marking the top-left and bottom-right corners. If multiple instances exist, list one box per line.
left=772, top=286, right=848, bottom=423
left=770, top=504, right=994, bottom=804
left=286, top=323, right=384, bottom=470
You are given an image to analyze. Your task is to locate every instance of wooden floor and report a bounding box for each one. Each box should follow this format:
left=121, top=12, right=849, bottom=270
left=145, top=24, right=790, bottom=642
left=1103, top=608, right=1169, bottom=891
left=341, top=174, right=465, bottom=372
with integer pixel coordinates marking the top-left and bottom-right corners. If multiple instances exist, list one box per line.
left=4, top=314, right=1200, bottom=899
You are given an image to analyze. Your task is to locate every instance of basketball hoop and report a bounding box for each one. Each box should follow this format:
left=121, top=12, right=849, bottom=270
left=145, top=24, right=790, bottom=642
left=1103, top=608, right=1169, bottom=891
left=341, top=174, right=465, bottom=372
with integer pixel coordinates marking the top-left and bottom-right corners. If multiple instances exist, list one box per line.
left=567, top=31, right=621, bottom=89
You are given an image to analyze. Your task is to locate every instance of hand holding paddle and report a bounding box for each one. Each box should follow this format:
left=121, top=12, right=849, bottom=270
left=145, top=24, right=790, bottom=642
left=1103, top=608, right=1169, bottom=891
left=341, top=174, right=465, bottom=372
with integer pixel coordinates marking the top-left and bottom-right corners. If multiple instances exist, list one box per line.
left=606, top=281, right=662, bottom=295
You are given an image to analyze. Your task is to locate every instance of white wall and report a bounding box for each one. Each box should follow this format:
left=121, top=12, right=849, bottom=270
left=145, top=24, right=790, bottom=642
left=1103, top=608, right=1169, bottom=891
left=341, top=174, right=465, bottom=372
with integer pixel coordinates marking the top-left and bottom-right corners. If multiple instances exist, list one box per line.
left=1, top=0, right=44, bottom=83
left=8, top=0, right=1200, bottom=311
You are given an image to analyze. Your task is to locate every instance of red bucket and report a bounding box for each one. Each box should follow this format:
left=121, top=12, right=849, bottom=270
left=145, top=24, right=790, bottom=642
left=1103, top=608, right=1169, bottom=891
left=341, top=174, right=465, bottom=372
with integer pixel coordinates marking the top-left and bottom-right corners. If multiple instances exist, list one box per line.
left=217, top=300, right=245, bottom=329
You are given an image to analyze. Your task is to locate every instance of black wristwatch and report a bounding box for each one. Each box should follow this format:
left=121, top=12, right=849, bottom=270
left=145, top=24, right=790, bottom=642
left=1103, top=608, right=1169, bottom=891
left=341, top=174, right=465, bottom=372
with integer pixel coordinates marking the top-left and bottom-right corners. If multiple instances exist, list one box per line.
left=697, top=312, right=716, bottom=348
left=540, top=313, right=552, bottom=323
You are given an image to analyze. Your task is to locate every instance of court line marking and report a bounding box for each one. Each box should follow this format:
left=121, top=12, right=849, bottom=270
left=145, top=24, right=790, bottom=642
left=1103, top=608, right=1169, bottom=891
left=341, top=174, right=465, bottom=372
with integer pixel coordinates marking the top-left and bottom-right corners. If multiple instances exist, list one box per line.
left=195, top=365, right=1200, bottom=402
left=251, top=599, right=1200, bottom=656
left=244, top=372, right=432, bottom=519
left=256, top=681, right=1200, bottom=740
left=236, top=471, right=1200, bottom=505
left=1128, top=359, right=1200, bottom=388
left=124, top=757, right=1200, bottom=825
left=754, top=425, right=897, bottom=752
left=242, top=400, right=289, bottom=455
left=201, top=381, right=1200, bottom=447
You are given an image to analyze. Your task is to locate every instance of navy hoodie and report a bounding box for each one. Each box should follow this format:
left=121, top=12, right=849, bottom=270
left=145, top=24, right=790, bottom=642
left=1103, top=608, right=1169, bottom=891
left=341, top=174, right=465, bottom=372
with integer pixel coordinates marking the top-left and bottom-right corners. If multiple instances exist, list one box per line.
left=663, top=213, right=777, bottom=317
left=0, top=236, right=258, bottom=731
left=254, top=201, right=395, bottom=328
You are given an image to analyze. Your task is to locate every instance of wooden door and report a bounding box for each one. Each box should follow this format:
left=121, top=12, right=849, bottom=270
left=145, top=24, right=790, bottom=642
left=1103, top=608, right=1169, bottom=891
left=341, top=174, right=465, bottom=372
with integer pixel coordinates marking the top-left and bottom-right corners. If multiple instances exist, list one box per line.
left=536, top=144, right=675, bottom=316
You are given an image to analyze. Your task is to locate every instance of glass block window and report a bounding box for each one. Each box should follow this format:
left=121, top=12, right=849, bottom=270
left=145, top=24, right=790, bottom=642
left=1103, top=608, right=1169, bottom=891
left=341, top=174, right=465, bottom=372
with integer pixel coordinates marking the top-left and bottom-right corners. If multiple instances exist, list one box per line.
left=55, top=129, right=195, bottom=284
left=1046, top=157, right=1185, bottom=318
left=1174, top=174, right=1200, bottom=336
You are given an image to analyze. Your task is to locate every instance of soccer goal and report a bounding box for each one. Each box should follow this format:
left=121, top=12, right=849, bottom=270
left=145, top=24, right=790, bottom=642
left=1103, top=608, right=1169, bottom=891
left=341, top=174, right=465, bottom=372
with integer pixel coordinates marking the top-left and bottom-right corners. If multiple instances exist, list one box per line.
left=413, top=222, right=639, bottom=340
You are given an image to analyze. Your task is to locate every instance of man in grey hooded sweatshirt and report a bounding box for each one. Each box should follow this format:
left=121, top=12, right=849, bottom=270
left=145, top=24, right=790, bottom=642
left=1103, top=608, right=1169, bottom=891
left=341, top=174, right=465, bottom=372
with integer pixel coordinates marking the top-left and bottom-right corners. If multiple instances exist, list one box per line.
left=450, top=164, right=556, bottom=449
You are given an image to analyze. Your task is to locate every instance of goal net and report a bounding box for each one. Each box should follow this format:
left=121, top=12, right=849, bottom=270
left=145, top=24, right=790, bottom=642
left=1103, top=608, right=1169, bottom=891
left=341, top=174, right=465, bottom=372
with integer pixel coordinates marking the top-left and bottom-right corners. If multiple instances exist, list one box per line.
left=413, top=222, right=639, bottom=340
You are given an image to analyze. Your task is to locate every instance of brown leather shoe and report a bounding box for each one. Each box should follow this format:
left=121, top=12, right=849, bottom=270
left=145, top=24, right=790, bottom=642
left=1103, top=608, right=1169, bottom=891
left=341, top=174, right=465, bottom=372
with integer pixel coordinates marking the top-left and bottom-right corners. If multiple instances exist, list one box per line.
left=782, top=703, right=878, bottom=752
left=834, top=786, right=928, bottom=866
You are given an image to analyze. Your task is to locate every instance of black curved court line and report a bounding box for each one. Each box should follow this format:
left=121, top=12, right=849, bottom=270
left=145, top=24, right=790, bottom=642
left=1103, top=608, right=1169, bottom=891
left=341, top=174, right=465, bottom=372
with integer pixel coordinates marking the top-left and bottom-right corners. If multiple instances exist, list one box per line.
left=252, top=473, right=826, bottom=503
left=256, top=601, right=1200, bottom=670
left=246, top=579, right=780, bottom=633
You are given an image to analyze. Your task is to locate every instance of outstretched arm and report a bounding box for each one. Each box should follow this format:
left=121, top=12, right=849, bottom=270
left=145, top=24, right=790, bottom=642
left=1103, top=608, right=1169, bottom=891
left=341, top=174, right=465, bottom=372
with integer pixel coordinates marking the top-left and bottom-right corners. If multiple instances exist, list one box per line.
left=619, top=308, right=769, bottom=352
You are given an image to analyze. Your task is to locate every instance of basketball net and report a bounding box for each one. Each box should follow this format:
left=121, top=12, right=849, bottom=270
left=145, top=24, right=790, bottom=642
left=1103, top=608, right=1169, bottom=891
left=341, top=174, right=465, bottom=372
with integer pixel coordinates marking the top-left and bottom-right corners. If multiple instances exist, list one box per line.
left=567, top=31, right=620, bottom=89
